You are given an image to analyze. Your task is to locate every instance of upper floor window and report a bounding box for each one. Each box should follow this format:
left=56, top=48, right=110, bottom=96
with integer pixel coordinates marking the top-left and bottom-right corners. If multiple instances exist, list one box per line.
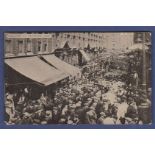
left=43, top=43, right=47, bottom=52
left=27, top=39, right=31, bottom=52
left=5, top=40, right=11, bottom=53
left=18, top=40, right=24, bottom=53
left=38, top=41, right=41, bottom=51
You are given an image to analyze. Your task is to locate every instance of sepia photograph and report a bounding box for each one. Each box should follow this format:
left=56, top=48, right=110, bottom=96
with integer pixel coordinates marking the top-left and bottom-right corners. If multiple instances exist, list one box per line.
left=4, top=32, right=152, bottom=125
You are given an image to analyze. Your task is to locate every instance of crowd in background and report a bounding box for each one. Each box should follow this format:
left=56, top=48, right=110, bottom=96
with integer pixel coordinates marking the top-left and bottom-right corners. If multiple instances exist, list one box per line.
left=5, top=55, right=152, bottom=125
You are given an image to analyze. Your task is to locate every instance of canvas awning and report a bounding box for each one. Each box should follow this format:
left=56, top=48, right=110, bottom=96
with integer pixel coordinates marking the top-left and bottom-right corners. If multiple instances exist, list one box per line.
left=59, top=41, right=70, bottom=49
left=42, top=55, right=81, bottom=77
left=5, top=56, right=69, bottom=86
left=79, top=50, right=91, bottom=62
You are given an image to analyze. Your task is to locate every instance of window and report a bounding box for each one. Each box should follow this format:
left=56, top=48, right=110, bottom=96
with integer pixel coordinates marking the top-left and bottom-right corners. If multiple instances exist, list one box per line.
left=43, top=43, right=47, bottom=52
left=38, top=41, right=41, bottom=51
left=5, top=40, right=11, bottom=53
left=27, top=39, right=31, bottom=52
left=18, top=40, right=24, bottom=53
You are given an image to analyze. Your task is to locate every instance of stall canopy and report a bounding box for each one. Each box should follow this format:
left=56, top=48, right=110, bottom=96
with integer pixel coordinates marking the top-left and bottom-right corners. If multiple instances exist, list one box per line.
left=5, top=56, right=69, bottom=86
left=59, top=41, right=70, bottom=49
left=79, top=50, right=91, bottom=62
left=42, top=55, right=81, bottom=77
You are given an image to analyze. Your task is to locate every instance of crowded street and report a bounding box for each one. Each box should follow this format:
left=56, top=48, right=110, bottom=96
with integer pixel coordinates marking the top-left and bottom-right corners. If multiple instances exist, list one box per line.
left=4, top=32, right=152, bottom=125
left=5, top=50, right=151, bottom=125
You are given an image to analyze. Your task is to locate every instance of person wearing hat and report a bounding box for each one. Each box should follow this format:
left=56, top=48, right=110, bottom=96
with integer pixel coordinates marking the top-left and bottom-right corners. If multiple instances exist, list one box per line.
left=77, top=104, right=89, bottom=124
left=85, top=106, right=97, bottom=124
left=16, top=94, right=26, bottom=114
left=45, top=110, right=53, bottom=124
left=21, top=112, right=33, bottom=124
left=102, top=116, right=115, bottom=125
left=39, top=93, right=47, bottom=106
left=125, top=101, right=138, bottom=120
left=52, top=107, right=61, bottom=124
left=5, top=94, right=15, bottom=121
left=58, top=117, right=67, bottom=124
left=97, top=112, right=106, bottom=124
left=116, top=97, right=128, bottom=120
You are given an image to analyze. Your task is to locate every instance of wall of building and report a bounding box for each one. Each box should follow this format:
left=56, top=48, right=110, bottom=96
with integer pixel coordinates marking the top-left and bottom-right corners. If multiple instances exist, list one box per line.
left=5, top=33, right=54, bottom=57
left=103, top=32, right=134, bottom=52
left=4, top=32, right=134, bottom=57
left=133, top=32, right=151, bottom=44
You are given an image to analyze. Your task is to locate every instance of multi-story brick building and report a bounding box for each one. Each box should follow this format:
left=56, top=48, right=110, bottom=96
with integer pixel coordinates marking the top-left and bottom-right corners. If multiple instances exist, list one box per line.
left=4, top=32, right=135, bottom=58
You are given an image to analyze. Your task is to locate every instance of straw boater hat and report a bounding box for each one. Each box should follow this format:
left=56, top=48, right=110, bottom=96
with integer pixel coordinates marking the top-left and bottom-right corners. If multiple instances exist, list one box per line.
left=67, top=120, right=73, bottom=124
left=76, top=101, right=82, bottom=107
left=59, top=118, right=66, bottom=123
left=92, top=102, right=98, bottom=107
left=89, top=106, right=96, bottom=111
left=100, top=112, right=106, bottom=117
left=87, top=98, right=92, bottom=101
left=23, top=112, right=32, bottom=118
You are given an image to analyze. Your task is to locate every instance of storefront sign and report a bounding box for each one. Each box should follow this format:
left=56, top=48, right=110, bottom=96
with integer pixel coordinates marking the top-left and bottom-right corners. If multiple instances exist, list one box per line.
left=5, top=33, right=52, bottom=38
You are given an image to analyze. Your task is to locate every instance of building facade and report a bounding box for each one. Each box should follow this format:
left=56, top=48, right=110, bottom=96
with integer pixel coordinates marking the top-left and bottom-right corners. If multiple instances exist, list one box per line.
left=4, top=32, right=135, bottom=58
left=103, top=32, right=134, bottom=52
left=5, top=33, right=56, bottom=57
left=133, top=32, right=151, bottom=44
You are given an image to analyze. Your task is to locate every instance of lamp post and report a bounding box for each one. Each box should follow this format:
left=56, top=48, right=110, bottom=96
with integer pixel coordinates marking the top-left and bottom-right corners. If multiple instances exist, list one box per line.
left=142, top=32, right=147, bottom=92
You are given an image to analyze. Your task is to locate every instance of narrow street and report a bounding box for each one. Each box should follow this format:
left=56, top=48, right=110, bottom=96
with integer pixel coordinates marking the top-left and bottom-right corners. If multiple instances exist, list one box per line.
left=4, top=32, right=152, bottom=125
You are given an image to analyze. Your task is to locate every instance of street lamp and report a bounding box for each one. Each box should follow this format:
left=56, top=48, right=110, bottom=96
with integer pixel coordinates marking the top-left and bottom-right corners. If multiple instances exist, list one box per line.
left=142, top=32, right=147, bottom=92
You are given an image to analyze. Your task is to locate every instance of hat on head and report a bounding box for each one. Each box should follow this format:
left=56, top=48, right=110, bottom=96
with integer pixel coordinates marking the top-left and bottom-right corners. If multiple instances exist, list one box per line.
left=59, top=118, right=66, bottom=123
left=41, top=121, right=47, bottom=124
left=76, top=101, right=82, bottom=107
left=23, top=112, right=32, bottom=117
left=67, top=120, right=73, bottom=124
left=100, top=112, right=106, bottom=117
left=89, top=106, right=95, bottom=111
left=92, top=102, right=98, bottom=107
left=125, top=117, right=132, bottom=122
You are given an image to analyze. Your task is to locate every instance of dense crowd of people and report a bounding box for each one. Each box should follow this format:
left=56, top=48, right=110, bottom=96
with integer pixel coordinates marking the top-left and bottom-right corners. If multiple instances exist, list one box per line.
left=5, top=54, right=152, bottom=125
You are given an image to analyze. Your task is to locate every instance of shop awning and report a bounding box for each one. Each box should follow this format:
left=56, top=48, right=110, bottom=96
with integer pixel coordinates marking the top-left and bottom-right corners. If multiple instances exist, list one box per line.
left=5, top=56, right=69, bottom=86
left=79, top=50, right=91, bottom=61
left=59, top=41, right=70, bottom=49
left=42, top=55, right=81, bottom=77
